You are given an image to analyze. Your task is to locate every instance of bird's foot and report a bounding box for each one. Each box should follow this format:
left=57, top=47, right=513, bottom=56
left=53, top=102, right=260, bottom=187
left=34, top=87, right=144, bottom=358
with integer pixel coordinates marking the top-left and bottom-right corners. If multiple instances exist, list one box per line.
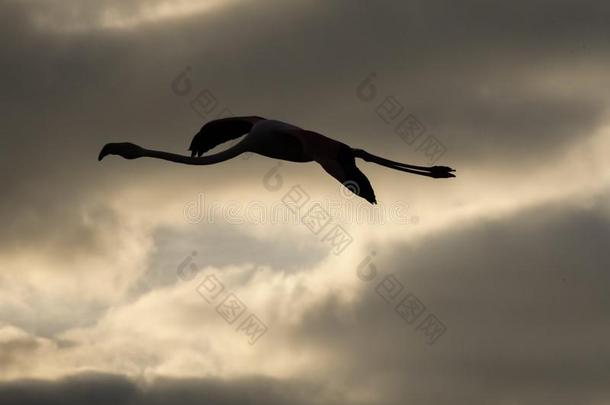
left=98, top=142, right=145, bottom=161
left=429, top=165, right=456, bottom=178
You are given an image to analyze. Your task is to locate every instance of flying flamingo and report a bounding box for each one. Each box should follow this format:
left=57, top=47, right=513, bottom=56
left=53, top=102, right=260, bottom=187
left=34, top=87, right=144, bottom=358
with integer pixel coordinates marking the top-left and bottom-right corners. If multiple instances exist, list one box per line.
left=98, top=116, right=455, bottom=204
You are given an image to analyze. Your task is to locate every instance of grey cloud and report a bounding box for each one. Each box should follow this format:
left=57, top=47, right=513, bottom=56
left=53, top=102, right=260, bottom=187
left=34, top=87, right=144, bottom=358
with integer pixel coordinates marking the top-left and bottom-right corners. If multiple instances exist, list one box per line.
left=1, top=1, right=610, bottom=403
left=0, top=337, right=41, bottom=370
left=0, top=373, right=342, bottom=405
left=2, top=0, right=609, bottom=257
left=130, top=222, right=328, bottom=295
left=3, top=0, right=610, bottom=163
left=284, top=192, right=610, bottom=404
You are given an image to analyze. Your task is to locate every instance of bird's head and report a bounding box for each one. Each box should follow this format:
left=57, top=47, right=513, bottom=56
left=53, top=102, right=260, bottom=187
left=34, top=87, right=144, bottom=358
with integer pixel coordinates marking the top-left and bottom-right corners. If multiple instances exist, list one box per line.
left=98, top=142, right=145, bottom=161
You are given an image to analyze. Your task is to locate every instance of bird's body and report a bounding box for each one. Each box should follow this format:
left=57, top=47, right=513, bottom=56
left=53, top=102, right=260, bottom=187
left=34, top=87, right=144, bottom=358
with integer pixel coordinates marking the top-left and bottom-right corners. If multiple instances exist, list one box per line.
left=243, top=119, right=315, bottom=162
left=99, top=116, right=455, bottom=204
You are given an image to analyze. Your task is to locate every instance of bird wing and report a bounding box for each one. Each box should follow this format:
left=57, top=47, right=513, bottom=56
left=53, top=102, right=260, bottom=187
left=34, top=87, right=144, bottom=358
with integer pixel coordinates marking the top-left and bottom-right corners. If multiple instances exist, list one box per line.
left=189, top=116, right=263, bottom=157
left=316, top=149, right=377, bottom=204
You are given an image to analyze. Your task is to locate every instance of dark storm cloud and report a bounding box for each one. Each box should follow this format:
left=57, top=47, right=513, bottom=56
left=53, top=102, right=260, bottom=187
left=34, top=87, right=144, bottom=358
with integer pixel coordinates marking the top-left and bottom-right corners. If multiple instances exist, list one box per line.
left=2, top=0, right=609, bottom=256
left=3, top=0, right=610, bottom=163
left=2, top=0, right=609, bottom=167
left=284, top=191, right=610, bottom=404
left=0, top=373, right=340, bottom=405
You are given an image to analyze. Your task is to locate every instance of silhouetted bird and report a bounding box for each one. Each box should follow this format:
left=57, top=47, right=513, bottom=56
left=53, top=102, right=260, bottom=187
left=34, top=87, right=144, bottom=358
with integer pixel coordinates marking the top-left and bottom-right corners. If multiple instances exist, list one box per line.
left=98, top=116, right=455, bottom=204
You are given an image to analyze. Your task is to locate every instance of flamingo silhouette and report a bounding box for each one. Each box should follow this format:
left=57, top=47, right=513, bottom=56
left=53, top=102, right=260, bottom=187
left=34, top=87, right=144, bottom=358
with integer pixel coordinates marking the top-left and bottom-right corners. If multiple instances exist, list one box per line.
left=98, top=116, right=455, bottom=204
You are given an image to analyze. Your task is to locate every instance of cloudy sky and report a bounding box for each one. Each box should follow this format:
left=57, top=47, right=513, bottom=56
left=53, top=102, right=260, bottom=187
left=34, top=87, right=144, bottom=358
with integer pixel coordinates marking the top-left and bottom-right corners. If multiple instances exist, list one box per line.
left=1, top=0, right=610, bottom=404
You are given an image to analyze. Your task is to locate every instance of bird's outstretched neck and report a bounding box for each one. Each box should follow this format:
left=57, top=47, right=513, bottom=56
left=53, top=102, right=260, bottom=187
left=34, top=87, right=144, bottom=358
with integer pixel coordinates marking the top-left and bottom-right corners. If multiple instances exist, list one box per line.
left=98, top=142, right=246, bottom=165
left=352, top=148, right=455, bottom=178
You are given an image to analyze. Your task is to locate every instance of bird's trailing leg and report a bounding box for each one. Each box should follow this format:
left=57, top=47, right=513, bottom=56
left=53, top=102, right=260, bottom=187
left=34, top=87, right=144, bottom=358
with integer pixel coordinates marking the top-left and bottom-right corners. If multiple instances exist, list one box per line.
left=352, top=149, right=455, bottom=178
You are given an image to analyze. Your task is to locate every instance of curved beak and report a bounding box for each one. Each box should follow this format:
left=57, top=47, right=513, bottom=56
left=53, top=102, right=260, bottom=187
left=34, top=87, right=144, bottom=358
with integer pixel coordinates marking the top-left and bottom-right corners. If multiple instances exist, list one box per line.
left=98, top=144, right=111, bottom=161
